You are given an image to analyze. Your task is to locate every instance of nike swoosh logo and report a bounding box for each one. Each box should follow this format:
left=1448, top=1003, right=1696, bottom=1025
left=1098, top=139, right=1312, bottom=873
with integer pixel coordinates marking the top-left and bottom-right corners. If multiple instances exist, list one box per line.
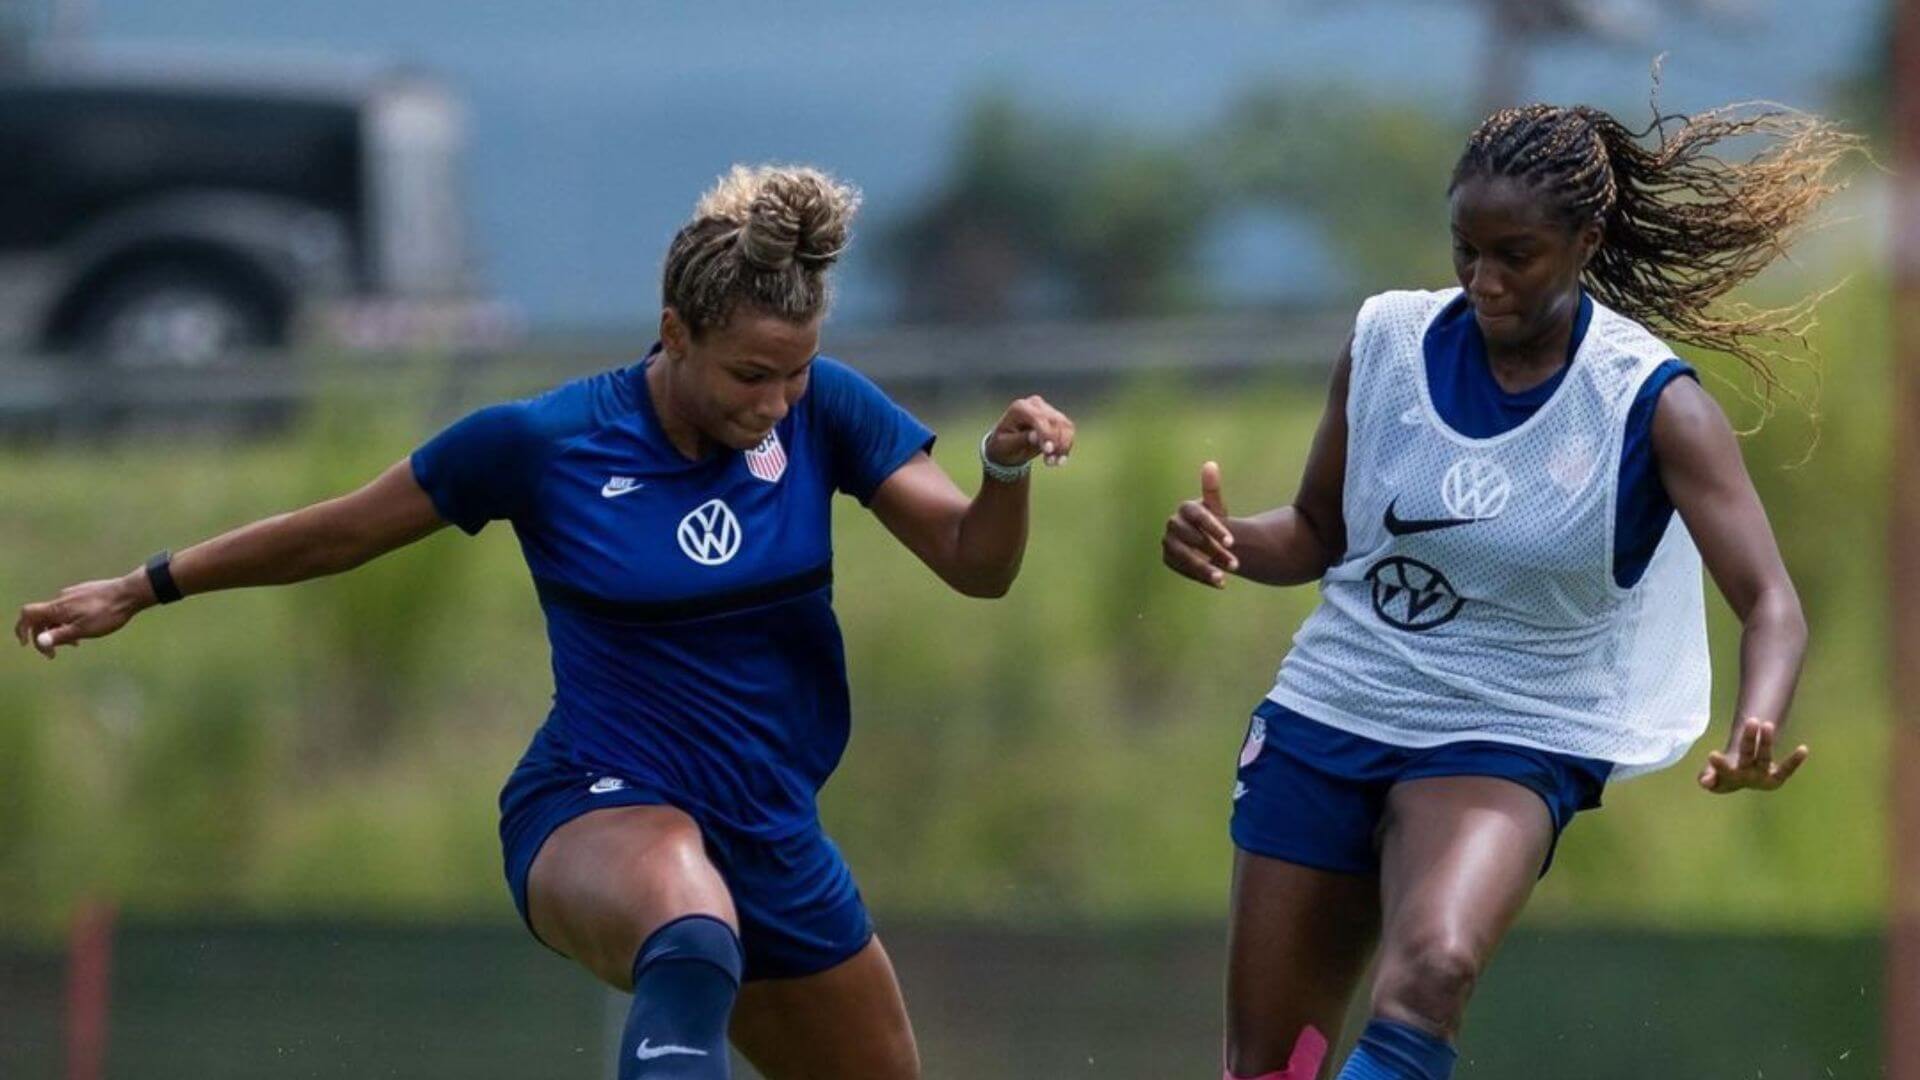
left=601, top=481, right=644, bottom=498
left=1382, top=498, right=1475, bottom=536
left=635, top=1039, right=709, bottom=1061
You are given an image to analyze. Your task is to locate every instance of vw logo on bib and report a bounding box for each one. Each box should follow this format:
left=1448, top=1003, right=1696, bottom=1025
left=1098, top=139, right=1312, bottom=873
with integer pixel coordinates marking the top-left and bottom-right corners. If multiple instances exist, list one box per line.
left=677, top=499, right=743, bottom=566
left=1366, top=555, right=1465, bottom=632
left=1440, top=457, right=1512, bottom=521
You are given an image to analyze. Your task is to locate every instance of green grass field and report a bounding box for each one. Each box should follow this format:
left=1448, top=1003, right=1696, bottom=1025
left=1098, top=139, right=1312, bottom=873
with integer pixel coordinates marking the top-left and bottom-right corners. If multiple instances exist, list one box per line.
left=0, top=921, right=1884, bottom=1078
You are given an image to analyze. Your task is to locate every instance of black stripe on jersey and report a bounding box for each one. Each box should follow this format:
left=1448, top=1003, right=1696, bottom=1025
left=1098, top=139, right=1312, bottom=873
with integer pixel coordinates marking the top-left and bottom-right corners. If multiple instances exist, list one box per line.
left=533, top=563, right=833, bottom=625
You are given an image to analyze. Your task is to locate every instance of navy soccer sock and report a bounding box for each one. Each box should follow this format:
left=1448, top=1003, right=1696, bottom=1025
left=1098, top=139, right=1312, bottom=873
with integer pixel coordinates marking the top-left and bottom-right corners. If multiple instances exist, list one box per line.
left=1334, top=1019, right=1458, bottom=1080
left=618, top=915, right=744, bottom=1079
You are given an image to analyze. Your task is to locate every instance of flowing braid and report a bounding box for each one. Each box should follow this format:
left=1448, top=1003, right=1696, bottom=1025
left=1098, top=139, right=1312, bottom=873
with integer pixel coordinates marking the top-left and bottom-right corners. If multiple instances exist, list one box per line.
left=1451, top=99, right=1864, bottom=417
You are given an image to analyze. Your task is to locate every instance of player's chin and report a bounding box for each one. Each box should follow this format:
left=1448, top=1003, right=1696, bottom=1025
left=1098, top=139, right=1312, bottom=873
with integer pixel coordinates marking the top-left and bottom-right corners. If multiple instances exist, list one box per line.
left=720, top=422, right=774, bottom=450
left=1473, top=311, right=1527, bottom=345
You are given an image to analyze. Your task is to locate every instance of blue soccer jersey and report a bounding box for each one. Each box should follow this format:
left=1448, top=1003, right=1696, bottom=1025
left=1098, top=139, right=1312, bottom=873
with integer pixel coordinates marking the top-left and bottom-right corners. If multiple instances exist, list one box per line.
left=411, top=353, right=934, bottom=839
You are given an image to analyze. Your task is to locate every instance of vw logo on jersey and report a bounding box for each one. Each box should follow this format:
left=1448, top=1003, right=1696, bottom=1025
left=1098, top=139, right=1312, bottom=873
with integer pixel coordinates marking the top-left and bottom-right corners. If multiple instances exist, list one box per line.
left=1365, top=555, right=1465, bottom=632
left=1440, top=457, right=1512, bottom=521
left=676, top=499, right=743, bottom=566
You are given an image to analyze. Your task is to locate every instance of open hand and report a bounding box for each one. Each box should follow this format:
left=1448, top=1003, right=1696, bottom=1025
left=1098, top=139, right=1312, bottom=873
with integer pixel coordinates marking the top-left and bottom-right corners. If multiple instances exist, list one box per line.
left=1698, top=717, right=1808, bottom=794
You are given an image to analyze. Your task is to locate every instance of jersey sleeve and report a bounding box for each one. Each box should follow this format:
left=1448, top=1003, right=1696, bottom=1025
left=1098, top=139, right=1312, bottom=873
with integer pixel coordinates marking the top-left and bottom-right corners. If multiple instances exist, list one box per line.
left=809, top=357, right=936, bottom=505
left=1614, top=358, right=1699, bottom=587
left=410, top=403, right=552, bottom=535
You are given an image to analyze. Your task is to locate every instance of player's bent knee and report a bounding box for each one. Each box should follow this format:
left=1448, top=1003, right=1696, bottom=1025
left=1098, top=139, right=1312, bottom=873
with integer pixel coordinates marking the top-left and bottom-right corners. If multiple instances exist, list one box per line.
left=531, top=810, right=734, bottom=990
left=1371, top=940, right=1481, bottom=1033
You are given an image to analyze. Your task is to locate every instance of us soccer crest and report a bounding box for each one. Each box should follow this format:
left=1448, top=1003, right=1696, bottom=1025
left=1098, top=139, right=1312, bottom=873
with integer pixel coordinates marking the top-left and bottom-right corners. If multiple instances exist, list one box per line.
left=745, top=429, right=787, bottom=483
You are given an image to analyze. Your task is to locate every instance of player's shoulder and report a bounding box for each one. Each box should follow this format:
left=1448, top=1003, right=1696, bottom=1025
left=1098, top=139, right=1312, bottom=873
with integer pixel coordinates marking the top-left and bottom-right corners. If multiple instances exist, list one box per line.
left=803, top=353, right=893, bottom=412
left=1649, top=367, right=1719, bottom=432
left=1585, top=297, right=1674, bottom=362
left=806, top=353, right=869, bottom=393
left=1353, top=287, right=1462, bottom=339
left=1644, top=368, right=1738, bottom=481
left=1580, top=299, right=1687, bottom=404
left=1345, top=289, right=1461, bottom=376
left=1361, top=286, right=1460, bottom=308
left=1363, top=286, right=1460, bottom=313
left=492, top=362, right=646, bottom=449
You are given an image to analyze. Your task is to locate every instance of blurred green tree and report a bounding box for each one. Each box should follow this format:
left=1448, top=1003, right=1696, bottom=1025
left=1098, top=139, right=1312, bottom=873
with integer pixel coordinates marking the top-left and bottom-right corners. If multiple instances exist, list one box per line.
left=878, top=91, right=1216, bottom=321
left=881, top=85, right=1481, bottom=318
left=1208, top=86, right=1462, bottom=288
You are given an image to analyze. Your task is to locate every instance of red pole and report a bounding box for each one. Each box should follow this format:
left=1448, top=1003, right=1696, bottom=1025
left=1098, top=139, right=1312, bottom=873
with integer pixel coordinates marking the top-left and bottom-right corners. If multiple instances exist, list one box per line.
left=63, top=900, right=114, bottom=1080
left=1892, top=0, right=1920, bottom=1073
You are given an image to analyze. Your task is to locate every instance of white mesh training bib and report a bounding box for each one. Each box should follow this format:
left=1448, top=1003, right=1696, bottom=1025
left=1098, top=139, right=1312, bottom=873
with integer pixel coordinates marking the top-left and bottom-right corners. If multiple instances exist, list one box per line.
left=1268, top=289, right=1711, bottom=779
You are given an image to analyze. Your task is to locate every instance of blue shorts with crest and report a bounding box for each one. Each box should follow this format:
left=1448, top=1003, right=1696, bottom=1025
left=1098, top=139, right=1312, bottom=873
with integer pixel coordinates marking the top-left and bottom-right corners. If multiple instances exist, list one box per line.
left=499, top=725, right=873, bottom=982
left=1230, top=700, right=1612, bottom=877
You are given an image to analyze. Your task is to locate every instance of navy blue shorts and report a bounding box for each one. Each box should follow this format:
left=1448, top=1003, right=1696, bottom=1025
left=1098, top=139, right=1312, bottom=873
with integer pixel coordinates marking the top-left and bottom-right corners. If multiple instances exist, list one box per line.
left=499, top=739, right=873, bottom=982
left=1230, top=700, right=1612, bottom=877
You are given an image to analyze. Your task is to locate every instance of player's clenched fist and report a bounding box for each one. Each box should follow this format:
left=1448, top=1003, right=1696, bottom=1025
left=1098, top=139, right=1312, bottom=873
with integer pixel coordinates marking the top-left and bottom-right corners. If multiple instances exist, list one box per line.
left=983, top=395, right=1076, bottom=470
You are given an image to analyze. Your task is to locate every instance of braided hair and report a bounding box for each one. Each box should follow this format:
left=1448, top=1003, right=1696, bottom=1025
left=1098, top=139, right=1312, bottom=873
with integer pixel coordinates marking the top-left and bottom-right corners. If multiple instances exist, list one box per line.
left=1450, top=101, right=1862, bottom=413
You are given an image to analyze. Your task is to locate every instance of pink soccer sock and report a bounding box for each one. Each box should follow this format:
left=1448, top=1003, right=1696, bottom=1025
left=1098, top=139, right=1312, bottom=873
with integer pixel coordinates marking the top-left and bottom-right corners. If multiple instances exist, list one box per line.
left=1223, top=1024, right=1330, bottom=1080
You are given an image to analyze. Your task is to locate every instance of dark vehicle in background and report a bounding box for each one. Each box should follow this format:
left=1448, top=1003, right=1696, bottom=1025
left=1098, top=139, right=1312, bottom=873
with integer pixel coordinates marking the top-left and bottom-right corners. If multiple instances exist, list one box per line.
left=0, top=57, right=505, bottom=366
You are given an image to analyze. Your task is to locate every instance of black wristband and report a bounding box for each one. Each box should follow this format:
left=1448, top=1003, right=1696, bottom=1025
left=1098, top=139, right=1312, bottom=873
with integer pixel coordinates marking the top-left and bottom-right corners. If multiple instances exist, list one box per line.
left=145, top=550, right=183, bottom=605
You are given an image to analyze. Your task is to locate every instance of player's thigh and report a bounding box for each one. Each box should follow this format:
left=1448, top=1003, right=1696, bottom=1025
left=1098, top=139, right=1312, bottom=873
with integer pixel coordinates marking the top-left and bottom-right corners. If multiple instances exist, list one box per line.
left=1370, top=775, right=1554, bottom=1031
left=527, top=803, right=737, bottom=989
left=1226, top=848, right=1381, bottom=1079
left=729, top=935, right=918, bottom=1080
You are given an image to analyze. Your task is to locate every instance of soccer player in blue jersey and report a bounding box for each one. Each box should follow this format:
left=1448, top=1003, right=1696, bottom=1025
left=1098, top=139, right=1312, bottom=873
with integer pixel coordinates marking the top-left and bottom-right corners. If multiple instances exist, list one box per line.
left=17, top=164, right=1075, bottom=1079
left=1162, top=104, right=1858, bottom=1080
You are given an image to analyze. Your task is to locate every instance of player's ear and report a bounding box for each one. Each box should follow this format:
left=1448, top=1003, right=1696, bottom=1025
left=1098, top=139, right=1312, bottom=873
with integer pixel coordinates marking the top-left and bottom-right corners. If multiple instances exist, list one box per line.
left=1577, top=216, right=1603, bottom=269
left=660, top=308, right=691, bottom=359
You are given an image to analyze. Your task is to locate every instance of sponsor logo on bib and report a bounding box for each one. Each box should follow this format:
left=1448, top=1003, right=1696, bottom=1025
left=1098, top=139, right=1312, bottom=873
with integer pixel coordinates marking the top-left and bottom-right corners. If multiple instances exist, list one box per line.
left=1366, top=555, right=1465, bottom=632
left=1440, top=457, right=1512, bottom=521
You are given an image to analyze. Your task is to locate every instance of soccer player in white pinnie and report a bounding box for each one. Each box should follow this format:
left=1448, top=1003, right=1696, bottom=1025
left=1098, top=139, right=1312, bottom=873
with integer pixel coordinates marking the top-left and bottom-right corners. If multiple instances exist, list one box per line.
left=1163, top=100, right=1858, bottom=1080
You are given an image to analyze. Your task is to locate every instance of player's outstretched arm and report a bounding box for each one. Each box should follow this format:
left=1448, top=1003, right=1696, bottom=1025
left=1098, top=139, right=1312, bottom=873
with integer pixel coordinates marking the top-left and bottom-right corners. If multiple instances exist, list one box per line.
left=1653, top=377, right=1810, bottom=794
left=15, top=458, right=447, bottom=659
left=868, top=394, right=1075, bottom=599
left=1162, top=338, right=1351, bottom=589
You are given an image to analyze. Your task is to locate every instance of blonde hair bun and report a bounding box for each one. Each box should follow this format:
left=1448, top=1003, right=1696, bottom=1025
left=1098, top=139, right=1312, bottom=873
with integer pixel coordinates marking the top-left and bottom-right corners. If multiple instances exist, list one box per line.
left=663, top=164, right=860, bottom=334
left=694, top=164, right=860, bottom=272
